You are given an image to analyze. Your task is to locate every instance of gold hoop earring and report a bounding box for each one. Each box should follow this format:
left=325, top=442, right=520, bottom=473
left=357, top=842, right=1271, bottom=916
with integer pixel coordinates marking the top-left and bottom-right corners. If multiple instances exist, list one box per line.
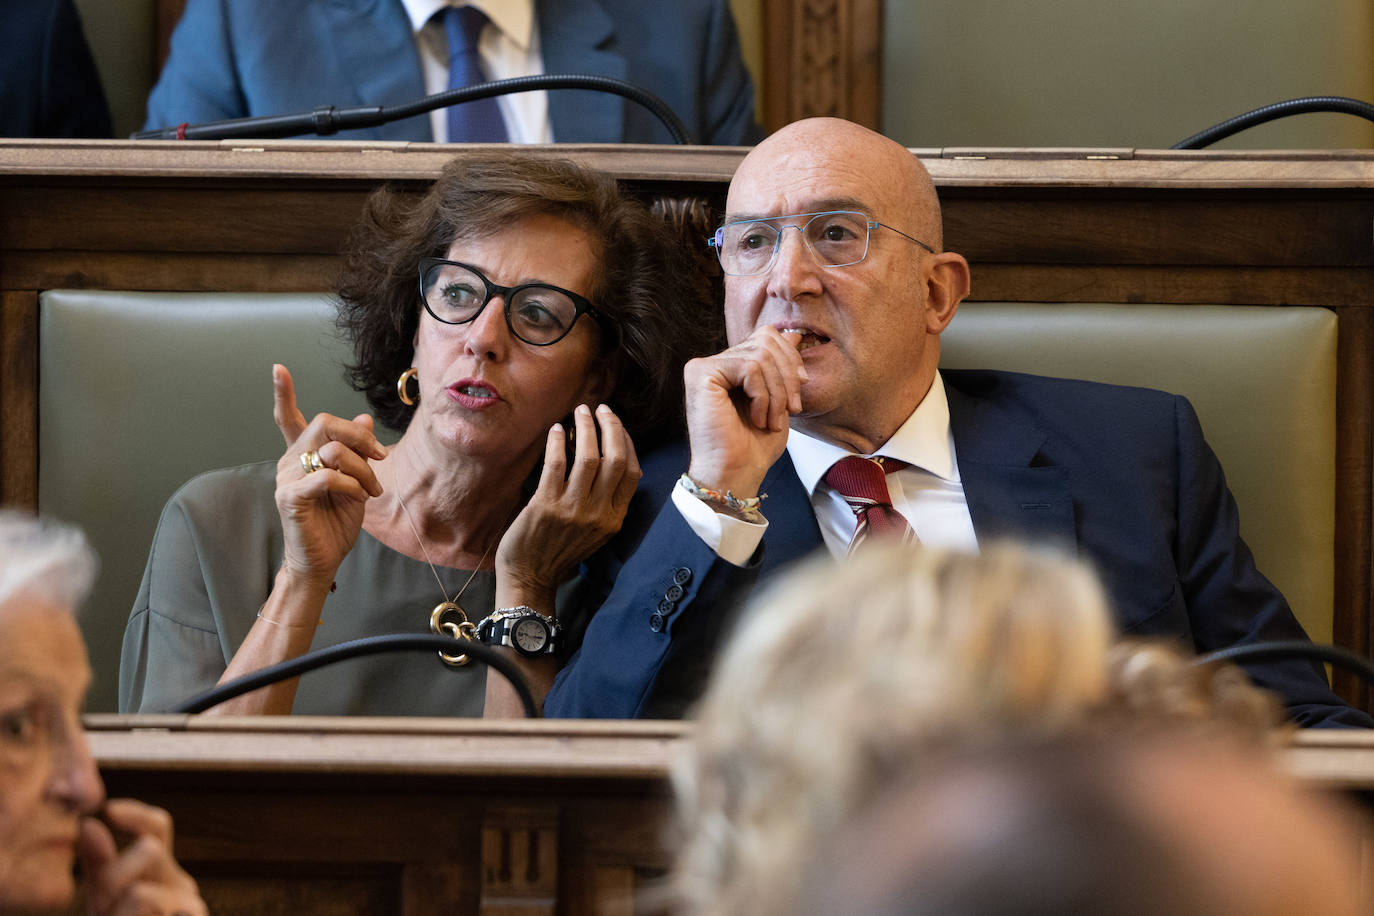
left=397, top=367, right=419, bottom=406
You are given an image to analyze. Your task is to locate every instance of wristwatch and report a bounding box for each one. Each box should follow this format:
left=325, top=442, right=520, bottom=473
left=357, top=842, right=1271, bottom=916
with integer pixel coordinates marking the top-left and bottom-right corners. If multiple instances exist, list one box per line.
left=476, top=606, right=562, bottom=657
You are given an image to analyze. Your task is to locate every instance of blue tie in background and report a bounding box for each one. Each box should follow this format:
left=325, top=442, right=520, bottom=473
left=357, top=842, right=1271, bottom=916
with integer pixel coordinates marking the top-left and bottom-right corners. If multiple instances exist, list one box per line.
left=443, top=5, right=509, bottom=142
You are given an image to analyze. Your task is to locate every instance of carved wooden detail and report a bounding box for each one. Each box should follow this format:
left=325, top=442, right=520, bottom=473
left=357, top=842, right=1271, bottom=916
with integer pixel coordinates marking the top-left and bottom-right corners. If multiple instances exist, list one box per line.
left=762, top=0, right=883, bottom=132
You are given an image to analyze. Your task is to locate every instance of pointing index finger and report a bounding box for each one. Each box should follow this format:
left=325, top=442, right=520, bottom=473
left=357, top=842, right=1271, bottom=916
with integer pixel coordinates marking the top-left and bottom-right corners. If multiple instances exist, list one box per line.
left=273, top=364, right=309, bottom=446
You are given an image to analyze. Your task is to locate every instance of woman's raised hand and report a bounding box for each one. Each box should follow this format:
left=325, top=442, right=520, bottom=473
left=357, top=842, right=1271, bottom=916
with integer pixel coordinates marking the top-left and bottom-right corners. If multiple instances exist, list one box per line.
left=272, top=364, right=387, bottom=590
left=495, top=403, right=642, bottom=606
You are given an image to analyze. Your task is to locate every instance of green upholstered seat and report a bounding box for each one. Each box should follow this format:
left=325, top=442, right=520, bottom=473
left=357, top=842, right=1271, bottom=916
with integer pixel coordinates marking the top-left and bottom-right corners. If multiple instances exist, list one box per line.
left=942, top=302, right=1335, bottom=649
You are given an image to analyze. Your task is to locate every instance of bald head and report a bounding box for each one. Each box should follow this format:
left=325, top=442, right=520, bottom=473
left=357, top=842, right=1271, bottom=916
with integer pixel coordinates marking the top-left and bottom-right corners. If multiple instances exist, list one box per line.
left=719, top=117, right=969, bottom=450
left=728, top=118, right=944, bottom=249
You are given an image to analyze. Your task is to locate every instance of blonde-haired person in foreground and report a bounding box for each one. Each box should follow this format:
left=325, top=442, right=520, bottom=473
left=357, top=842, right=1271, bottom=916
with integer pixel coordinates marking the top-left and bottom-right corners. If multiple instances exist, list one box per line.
left=0, top=511, right=206, bottom=915
left=670, top=541, right=1285, bottom=916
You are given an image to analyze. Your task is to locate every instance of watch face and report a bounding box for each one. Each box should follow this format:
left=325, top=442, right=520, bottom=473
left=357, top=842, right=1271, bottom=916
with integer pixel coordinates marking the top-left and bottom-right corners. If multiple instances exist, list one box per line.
left=511, top=616, right=550, bottom=654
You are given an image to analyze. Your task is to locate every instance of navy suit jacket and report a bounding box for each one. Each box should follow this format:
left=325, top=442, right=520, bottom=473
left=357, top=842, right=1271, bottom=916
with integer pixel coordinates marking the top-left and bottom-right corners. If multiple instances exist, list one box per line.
left=545, top=370, right=1372, bottom=727
left=1, top=0, right=112, bottom=138
left=144, top=0, right=760, bottom=145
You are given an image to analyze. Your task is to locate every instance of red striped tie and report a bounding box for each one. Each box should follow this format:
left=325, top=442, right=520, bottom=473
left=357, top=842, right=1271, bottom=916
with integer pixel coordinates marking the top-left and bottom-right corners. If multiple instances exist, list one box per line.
left=823, top=456, right=916, bottom=553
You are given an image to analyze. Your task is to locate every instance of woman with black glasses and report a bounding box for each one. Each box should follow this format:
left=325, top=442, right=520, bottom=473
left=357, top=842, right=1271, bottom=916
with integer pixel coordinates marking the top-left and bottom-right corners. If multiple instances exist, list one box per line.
left=119, top=153, right=708, bottom=717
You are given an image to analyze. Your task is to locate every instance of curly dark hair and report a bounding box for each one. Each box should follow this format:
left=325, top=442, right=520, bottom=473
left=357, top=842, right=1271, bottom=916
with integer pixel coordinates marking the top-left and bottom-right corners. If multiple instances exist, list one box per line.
left=335, top=153, right=719, bottom=445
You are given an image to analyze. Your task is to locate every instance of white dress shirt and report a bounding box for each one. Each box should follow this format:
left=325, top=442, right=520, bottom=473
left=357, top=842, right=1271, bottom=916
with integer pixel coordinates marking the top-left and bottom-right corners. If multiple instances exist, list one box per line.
left=672, top=372, right=980, bottom=564
left=400, top=0, right=552, bottom=143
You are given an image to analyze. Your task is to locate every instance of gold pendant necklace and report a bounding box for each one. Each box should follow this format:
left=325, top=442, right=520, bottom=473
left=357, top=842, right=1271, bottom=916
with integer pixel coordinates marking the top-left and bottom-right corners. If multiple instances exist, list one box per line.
left=395, top=487, right=498, bottom=668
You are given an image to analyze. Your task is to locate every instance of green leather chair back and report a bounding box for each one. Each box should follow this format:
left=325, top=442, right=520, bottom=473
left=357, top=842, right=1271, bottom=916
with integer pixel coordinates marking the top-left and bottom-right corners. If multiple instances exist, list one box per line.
left=941, top=302, right=1336, bottom=648
left=39, top=291, right=369, bottom=712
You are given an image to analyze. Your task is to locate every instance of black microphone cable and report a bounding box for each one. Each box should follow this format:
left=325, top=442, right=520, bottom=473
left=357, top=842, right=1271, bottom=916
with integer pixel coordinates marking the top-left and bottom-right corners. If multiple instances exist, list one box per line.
left=1196, top=640, right=1374, bottom=686
left=132, top=74, right=692, bottom=145
left=170, top=633, right=539, bottom=717
left=1172, top=96, right=1374, bottom=150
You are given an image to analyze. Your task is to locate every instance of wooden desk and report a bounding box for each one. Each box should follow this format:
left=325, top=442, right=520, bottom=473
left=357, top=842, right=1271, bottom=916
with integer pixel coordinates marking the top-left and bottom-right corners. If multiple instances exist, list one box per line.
left=81, top=716, right=1374, bottom=915
left=85, top=715, right=690, bottom=915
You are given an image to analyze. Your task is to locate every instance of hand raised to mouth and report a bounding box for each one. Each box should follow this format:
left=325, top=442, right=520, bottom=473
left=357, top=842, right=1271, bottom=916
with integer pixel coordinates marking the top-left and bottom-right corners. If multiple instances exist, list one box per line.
left=683, top=325, right=807, bottom=499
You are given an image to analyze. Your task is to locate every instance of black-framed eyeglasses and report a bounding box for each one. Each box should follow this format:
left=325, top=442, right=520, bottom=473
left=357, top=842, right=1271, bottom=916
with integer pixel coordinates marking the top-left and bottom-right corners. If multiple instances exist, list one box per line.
left=418, top=258, right=605, bottom=347
left=707, top=210, right=936, bottom=277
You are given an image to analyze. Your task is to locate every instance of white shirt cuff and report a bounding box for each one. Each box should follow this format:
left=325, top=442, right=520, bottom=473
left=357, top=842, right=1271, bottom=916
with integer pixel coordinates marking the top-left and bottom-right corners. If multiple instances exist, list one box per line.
left=670, top=482, right=768, bottom=567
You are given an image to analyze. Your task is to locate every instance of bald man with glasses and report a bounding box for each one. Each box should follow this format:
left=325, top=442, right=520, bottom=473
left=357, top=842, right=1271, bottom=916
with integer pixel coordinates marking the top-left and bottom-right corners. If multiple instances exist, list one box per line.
left=543, top=117, right=1371, bottom=727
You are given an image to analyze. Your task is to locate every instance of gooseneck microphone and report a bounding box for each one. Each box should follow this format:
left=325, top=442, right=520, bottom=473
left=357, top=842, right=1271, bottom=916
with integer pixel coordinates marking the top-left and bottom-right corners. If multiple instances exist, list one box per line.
left=1172, top=96, right=1374, bottom=149
left=171, top=633, right=539, bottom=717
left=132, top=73, right=693, bottom=145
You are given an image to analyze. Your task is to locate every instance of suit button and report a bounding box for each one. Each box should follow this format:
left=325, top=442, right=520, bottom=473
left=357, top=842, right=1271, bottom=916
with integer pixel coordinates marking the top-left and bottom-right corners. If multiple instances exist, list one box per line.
left=673, top=567, right=692, bottom=585
left=658, top=598, right=673, bottom=613
left=665, top=584, right=684, bottom=602
left=649, top=613, right=665, bottom=632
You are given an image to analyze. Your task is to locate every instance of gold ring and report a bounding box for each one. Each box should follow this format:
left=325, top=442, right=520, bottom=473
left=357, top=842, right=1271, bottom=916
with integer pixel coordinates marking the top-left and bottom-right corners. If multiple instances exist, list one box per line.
left=301, top=450, right=324, bottom=474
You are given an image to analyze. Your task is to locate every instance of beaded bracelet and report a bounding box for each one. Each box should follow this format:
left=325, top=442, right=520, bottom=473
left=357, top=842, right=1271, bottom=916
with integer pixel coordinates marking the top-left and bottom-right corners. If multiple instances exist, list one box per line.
left=678, top=473, right=767, bottom=523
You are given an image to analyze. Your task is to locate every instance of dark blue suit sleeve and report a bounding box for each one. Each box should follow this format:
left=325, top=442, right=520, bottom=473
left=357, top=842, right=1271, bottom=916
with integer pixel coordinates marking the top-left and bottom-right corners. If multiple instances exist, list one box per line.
left=697, top=0, right=763, bottom=145
left=544, top=501, right=760, bottom=718
left=1172, top=396, right=1373, bottom=727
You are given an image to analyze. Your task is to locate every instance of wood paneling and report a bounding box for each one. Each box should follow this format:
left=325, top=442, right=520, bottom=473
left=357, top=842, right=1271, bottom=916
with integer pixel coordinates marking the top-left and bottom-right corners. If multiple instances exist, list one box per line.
left=0, top=291, right=37, bottom=508
left=1335, top=305, right=1374, bottom=710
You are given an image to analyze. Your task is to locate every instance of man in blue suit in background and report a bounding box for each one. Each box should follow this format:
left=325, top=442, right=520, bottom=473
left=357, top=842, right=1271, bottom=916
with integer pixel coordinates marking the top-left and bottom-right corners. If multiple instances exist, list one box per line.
left=543, top=116, right=1372, bottom=727
left=145, top=0, right=759, bottom=144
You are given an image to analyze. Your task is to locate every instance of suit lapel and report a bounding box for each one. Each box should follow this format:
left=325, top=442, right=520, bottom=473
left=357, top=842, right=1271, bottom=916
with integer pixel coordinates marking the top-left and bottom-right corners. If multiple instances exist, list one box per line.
left=946, top=379, right=1079, bottom=550
left=759, top=454, right=826, bottom=572
left=321, top=0, right=432, bottom=140
left=537, top=0, right=625, bottom=142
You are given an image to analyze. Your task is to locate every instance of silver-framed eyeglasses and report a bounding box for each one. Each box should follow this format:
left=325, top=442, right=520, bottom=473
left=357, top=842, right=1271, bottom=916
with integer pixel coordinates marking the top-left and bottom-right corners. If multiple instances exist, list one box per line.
left=418, top=257, right=606, bottom=346
left=708, top=210, right=936, bottom=277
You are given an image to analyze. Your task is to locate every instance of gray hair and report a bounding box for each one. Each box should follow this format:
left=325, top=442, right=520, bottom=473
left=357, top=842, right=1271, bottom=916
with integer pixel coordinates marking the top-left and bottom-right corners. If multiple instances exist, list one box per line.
left=0, top=510, right=98, bottom=612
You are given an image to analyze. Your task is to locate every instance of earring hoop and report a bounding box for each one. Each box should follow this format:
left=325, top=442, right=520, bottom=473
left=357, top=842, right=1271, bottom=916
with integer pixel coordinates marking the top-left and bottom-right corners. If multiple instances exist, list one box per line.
left=397, top=367, right=419, bottom=406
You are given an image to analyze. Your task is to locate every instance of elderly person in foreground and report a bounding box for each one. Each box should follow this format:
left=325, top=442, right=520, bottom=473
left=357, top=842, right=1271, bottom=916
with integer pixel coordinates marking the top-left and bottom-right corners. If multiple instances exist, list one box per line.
left=120, top=153, right=705, bottom=717
left=670, top=542, right=1291, bottom=916
left=0, top=512, right=205, bottom=915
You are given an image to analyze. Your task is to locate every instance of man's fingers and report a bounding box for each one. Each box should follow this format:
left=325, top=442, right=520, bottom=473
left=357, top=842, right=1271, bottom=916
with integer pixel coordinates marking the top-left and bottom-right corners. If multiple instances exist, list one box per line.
left=273, top=364, right=309, bottom=446
left=696, top=329, right=806, bottom=433
left=763, top=327, right=808, bottom=415
left=737, top=355, right=790, bottom=432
